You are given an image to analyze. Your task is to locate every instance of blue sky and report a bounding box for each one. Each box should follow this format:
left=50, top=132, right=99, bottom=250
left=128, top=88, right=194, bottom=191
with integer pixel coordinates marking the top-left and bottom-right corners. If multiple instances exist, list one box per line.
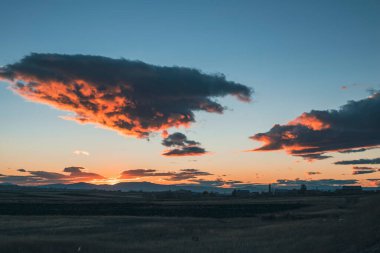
left=0, top=0, right=379, bottom=185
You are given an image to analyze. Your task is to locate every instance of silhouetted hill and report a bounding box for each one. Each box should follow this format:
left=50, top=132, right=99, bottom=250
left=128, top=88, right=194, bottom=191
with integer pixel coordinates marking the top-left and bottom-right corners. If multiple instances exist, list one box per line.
left=37, top=182, right=232, bottom=193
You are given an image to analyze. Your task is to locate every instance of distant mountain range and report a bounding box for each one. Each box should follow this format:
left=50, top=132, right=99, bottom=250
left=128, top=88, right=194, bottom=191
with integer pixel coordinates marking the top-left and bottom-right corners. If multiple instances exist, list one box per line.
left=1, top=182, right=234, bottom=193
left=0, top=182, right=378, bottom=192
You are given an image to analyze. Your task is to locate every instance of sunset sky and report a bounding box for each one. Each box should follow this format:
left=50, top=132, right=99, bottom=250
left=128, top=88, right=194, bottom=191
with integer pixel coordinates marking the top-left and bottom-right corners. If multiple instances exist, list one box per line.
left=1, top=0, right=379, bottom=188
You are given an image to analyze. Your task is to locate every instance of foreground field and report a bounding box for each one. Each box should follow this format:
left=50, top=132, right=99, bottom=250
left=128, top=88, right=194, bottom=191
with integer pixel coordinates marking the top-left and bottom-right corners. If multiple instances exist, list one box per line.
left=0, top=190, right=379, bottom=253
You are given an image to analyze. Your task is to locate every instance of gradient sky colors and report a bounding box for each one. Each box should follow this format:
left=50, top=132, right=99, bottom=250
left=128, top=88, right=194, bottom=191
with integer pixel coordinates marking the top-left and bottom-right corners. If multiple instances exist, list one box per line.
left=1, top=0, right=380, bottom=187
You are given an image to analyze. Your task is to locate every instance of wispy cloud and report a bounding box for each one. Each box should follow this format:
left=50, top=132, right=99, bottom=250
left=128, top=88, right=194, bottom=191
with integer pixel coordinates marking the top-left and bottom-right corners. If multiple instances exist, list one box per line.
left=73, top=150, right=90, bottom=156
left=119, top=168, right=212, bottom=181
left=335, top=158, right=380, bottom=165
left=307, top=171, right=321, bottom=175
left=0, top=167, right=104, bottom=185
left=352, top=166, right=380, bottom=175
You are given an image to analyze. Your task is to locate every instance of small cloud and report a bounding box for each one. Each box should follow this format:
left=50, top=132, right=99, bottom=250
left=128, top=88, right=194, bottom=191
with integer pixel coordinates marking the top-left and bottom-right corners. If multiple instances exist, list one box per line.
left=167, top=168, right=212, bottom=181
left=161, top=132, right=208, bottom=157
left=338, top=148, right=372, bottom=153
left=162, top=146, right=208, bottom=157
left=17, top=168, right=26, bottom=172
left=119, top=168, right=212, bottom=181
left=352, top=166, right=379, bottom=175
left=335, top=158, right=380, bottom=165
left=307, top=171, right=321, bottom=175
left=190, top=178, right=246, bottom=187
left=73, top=150, right=90, bottom=156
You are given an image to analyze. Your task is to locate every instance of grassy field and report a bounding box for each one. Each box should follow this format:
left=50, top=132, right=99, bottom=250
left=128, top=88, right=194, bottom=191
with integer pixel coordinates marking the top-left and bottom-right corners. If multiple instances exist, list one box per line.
left=0, top=190, right=379, bottom=253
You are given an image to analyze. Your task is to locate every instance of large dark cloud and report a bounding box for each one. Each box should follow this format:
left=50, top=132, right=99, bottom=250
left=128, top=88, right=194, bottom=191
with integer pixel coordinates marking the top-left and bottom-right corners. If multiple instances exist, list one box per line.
left=335, top=158, right=380, bottom=165
left=250, top=91, right=380, bottom=160
left=161, top=132, right=208, bottom=156
left=119, top=168, right=212, bottom=181
left=0, top=53, right=252, bottom=138
left=0, top=167, right=104, bottom=185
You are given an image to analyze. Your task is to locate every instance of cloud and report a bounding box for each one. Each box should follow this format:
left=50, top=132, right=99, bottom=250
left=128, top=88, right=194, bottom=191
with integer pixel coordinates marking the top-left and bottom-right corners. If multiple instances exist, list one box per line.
left=119, top=169, right=174, bottom=179
left=119, top=168, right=212, bottom=181
left=162, top=146, right=207, bottom=157
left=0, top=167, right=104, bottom=185
left=338, top=148, right=372, bottom=153
left=190, top=178, right=244, bottom=187
left=250, top=91, right=380, bottom=160
left=162, top=132, right=199, bottom=147
left=168, top=168, right=212, bottom=181
left=161, top=132, right=208, bottom=157
left=0, top=53, right=252, bottom=138
left=17, top=168, right=26, bottom=172
left=352, top=166, right=380, bottom=175
left=190, top=178, right=226, bottom=187
left=335, top=158, right=380, bottom=165
left=63, top=166, right=104, bottom=179
left=29, top=171, right=67, bottom=180
left=296, top=153, right=332, bottom=161
left=0, top=175, right=44, bottom=184
left=307, top=171, right=321, bottom=175
left=73, top=150, right=90, bottom=156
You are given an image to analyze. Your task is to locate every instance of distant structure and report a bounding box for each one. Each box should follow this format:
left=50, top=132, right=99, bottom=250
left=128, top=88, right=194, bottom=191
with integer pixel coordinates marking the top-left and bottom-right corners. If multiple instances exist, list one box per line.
left=232, top=189, right=250, bottom=197
left=299, top=184, right=307, bottom=194
left=338, top=185, right=363, bottom=194
left=268, top=184, right=272, bottom=194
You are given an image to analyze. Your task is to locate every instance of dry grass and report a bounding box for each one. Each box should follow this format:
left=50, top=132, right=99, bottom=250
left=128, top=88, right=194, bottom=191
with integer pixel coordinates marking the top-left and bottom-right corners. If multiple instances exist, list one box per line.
left=0, top=193, right=379, bottom=253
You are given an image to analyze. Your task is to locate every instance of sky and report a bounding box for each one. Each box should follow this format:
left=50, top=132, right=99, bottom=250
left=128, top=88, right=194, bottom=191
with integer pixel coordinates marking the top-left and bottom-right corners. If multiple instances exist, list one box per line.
left=0, top=0, right=380, bottom=188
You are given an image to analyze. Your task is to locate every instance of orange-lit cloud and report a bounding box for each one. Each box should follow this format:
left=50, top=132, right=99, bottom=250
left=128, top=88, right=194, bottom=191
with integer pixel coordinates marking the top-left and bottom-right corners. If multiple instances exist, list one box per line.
left=0, top=53, right=252, bottom=138
left=250, top=91, right=380, bottom=160
left=366, top=179, right=380, bottom=187
left=288, top=113, right=330, bottom=131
